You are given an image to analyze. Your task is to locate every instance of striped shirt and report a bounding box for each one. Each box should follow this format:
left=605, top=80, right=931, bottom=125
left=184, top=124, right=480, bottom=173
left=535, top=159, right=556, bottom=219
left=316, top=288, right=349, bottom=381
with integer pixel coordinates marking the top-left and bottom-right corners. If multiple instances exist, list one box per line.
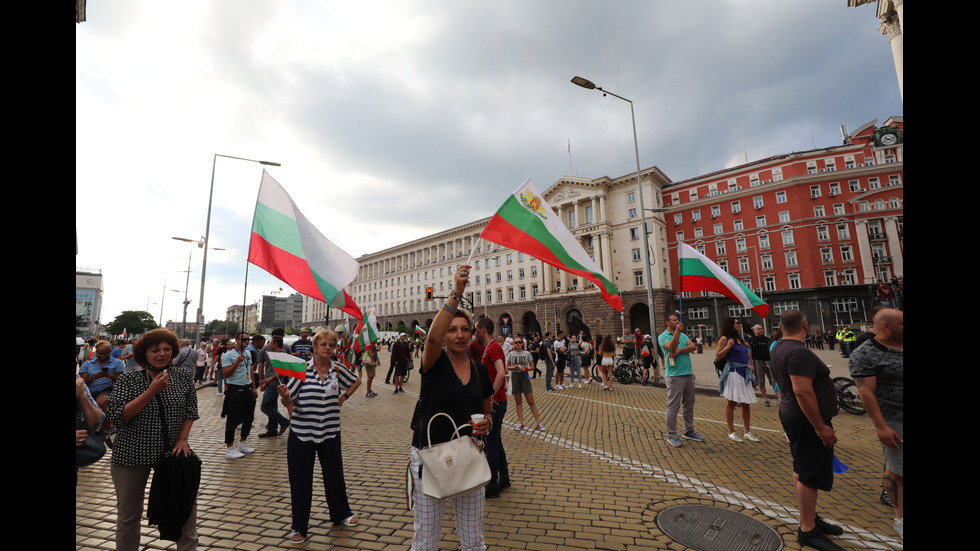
left=285, top=360, right=358, bottom=443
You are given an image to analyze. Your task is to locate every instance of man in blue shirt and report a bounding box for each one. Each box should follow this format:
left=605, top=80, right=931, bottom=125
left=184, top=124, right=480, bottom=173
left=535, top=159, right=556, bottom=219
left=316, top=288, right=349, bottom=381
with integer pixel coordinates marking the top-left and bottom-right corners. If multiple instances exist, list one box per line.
left=79, top=341, right=126, bottom=432
left=222, top=332, right=258, bottom=459
left=658, top=315, right=704, bottom=447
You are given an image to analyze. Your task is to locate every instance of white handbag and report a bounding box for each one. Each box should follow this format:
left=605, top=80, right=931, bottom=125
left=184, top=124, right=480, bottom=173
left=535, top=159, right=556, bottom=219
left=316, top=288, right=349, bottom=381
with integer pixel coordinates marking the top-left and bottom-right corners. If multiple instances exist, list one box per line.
left=418, top=412, right=492, bottom=499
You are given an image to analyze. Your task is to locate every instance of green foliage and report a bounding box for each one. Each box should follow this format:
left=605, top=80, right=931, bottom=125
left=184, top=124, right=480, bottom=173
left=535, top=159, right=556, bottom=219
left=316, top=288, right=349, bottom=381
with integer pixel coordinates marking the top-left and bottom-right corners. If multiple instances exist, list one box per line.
left=106, top=311, right=157, bottom=335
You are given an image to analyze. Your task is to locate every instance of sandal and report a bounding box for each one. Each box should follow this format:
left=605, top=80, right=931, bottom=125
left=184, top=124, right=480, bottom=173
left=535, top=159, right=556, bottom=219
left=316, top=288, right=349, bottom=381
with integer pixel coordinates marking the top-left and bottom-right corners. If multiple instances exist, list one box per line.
left=341, top=514, right=359, bottom=526
left=288, top=530, right=306, bottom=544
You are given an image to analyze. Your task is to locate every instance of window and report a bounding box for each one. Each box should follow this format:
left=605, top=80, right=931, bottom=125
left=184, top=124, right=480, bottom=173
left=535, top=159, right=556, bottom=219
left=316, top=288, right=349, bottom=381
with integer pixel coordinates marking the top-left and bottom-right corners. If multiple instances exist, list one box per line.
left=837, top=224, right=850, bottom=239
left=518, top=268, right=525, bottom=278
left=628, top=207, right=637, bottom=219
left=782, top=230, right=795, bottom=246
left=692, top=209, right=701, bottom=222
left=506, top=270, right=513, bottom=281
left=676, top=231, right=685, bottom=241
left=674, top=213, right=683, bottom=225
left=753, top=196, right=764, bottom=209
left=758, top=233, right=770, bottom=249
left=733, top=220, right=744, bottom=231
left=520, top=286, right=526, bottom=299
left=530, top=266, right=538, bottom=277
left=634, top=271, right=643, bottom=286
left=825, top=160, right=836, bottom=171
left=841, top=270, right=857, bottom=285
left=824, top=270, right=836, bottom=286
left=772, top=168, right=783, bottom=181
left=829, top=182, right=841, bottom=195
left=495, top=272, right=502, bottom=282
left=761, top=254, right=772, bottom=270
left=810, top=185, right=821, bottom=198
left=632, top=248, right=642, bottom=261
left=631, top=227, right=641, bottom=240
left=888, top=174, right=901, bottom=186
left=627, top=191, right=636, bottom=202
left=849, top=180, right=861, bottom=192
left=785, top=251, right=798, bottom=267
left=779, top=211, right=791, bottom=223
left=508, top=288, right=514, bottom=300
left=728, top=181, right=739, bottom=192
left=764, top=276, right=776, bottom=292
left=585, top=205, right=594, bottom=223
left=755, top=215, right=766, bottom=227
left=821, top=248, right=833, bottom=264
left=788, top=274, right=801, bottom=289
left=813, top=205, right=825, bottom=217
left=728, top=305, right=752, bottom=317
left=731, top=201, right=742, bottom=213
left=716, top=241, right=727, bottom=255
left=694, top=227, right=703, bottom=238
left=807, top=161, right=817, bottom=174
left=687, top=307, right=709, bottom=320
left=831, top=298, right=858, bottom=313
left=776, top=191, right=787, bottom=203
left=772, top=301, right=801, bottom=315
left=506, top=254, right=513, bottom=264
left=711, top=205, right=721, bottom=217
left=845, top=157, right=855, bottom=169
left=568, top=210, right=576, bottom=227
left=841, top=246, right=854, bottom=262
left=739, top=257, right=750, bottom=273
left=868, top=177, right=880, bottom=190
left=718, top=260, right=728, bottom=272
left=689, top=190, right=698, bottom=201
left=736, top=238, right=746, bottom=253
left=833, top=203, right=845, bottom=216
left=531, top=284, right=538, bottom=297
left=713, top=223, right=723, bottom=235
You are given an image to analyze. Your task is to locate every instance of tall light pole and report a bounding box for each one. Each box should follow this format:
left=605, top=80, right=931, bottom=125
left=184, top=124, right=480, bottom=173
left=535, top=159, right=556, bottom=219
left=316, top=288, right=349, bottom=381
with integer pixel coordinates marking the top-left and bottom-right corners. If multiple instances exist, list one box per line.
left=571, top=76, right=657, bottom=335
left=196, top=154, right=280, bottom=347
left=174, top=236, right=225, bottom=340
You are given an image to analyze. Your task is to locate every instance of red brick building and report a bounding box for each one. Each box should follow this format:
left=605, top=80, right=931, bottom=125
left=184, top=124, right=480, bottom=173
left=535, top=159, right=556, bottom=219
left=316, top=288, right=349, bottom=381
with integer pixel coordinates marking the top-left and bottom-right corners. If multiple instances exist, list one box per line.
left=662, top=117, right=903, bottom=335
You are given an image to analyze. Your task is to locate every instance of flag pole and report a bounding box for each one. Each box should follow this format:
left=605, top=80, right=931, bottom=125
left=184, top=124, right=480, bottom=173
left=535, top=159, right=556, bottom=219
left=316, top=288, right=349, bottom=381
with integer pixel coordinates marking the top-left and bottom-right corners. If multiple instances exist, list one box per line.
left=677, top=243, right=684, bottom=324
left=465, top=237, right=482, bottom=268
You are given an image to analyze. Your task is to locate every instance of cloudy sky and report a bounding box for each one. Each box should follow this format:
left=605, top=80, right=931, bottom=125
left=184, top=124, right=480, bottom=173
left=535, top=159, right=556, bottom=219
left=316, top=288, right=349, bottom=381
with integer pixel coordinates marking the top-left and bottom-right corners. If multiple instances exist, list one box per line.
left=76, top=0, right=902, bottom=328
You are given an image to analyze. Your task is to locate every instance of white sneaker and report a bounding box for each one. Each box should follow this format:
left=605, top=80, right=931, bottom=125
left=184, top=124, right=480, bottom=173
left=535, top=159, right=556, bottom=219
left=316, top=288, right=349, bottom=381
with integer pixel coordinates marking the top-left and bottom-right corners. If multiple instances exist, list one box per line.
left=225, top=446, right=245, bottom=459
left=743, top=431, right=760, bottom=442
left=238, top=441, right=255, bottom=454
left=577, top=384, right=582, bottom=389
left=728, top=432, right=743, bottom=443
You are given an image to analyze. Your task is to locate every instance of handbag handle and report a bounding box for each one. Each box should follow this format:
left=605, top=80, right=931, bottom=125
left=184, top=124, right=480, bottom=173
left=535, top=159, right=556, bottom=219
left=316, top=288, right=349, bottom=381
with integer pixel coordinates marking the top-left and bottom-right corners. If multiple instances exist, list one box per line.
left=425, top=412, right=472, bottom=449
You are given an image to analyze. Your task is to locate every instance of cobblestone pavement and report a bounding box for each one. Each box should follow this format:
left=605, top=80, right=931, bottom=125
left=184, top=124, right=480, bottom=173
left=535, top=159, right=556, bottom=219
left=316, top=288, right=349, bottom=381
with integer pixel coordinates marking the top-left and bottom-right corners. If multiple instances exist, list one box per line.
left=76, top=346, right=902, bottom=550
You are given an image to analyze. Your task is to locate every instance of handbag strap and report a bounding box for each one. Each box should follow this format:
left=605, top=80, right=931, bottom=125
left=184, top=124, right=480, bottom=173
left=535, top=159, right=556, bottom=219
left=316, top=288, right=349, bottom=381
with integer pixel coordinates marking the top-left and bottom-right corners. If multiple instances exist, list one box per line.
left=425, top=412, right=471, bottom=449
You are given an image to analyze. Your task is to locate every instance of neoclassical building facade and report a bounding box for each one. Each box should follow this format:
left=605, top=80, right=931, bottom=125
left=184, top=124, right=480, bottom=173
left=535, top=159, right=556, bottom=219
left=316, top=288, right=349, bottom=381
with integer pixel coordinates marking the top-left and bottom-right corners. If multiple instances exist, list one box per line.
left=306, top=168, right=675, bottom=339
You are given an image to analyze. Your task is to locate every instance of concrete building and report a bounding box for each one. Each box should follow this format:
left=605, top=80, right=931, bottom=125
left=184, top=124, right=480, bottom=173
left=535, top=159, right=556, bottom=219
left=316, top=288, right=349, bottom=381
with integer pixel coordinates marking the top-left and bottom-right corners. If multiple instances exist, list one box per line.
left=76, top=270, right=104, bottom=335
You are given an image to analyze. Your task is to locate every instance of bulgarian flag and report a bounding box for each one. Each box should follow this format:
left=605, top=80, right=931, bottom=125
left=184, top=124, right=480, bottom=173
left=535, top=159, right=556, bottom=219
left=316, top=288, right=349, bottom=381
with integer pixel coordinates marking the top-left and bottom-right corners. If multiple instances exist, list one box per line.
left=414, top=325, right=427, bottom=336
left=267, top=351, right=307, bottom=381
left=481, top=178, right=622, bottom=312
left=678, top=242, right=769, bottom=317
left=354, top=314, right=380, bottom=353
left=248, top=171, right=360, bottom=307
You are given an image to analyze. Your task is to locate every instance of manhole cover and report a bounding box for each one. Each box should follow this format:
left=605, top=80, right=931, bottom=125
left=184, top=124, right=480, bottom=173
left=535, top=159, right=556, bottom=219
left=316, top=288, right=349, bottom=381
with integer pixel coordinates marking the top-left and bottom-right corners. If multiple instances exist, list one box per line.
left=655, top=505, right=783, bottom=551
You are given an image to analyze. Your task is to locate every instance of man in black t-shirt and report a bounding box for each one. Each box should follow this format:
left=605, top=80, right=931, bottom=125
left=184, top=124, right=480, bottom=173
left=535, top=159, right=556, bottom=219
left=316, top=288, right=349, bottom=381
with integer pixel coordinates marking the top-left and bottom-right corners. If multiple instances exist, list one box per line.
left=771, top=310, right=845, bottom=551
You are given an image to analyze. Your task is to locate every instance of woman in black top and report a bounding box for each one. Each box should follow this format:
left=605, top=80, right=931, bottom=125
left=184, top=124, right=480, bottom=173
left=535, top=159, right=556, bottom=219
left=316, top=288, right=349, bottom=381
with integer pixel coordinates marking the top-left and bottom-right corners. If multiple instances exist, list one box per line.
left=410, top=264, right=492, bottom=551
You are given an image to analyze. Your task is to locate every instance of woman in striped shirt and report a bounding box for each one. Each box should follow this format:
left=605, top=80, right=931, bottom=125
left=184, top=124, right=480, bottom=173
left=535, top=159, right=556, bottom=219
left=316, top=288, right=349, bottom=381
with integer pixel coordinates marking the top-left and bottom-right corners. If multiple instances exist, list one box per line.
left=277, top=329, right=361, bottom=545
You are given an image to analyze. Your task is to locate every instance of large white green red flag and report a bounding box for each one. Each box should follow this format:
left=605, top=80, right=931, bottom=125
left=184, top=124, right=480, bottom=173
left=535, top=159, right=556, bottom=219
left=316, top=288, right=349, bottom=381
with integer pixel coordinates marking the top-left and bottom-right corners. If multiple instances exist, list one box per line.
left=678, top=242, right=769, bottom=317
left=480, top=178, right=622, bottom=311
left=249, top=171, right=360, bottom=307
left=266, top=351, right=307, bottom=381
left=353, top=313, right=379, bottom=354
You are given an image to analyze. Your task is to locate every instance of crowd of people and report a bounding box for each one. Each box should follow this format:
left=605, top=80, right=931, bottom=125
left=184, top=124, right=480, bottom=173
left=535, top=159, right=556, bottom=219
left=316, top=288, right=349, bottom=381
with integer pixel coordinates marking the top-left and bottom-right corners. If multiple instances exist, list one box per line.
left=77, top=280, right=902, bottom=550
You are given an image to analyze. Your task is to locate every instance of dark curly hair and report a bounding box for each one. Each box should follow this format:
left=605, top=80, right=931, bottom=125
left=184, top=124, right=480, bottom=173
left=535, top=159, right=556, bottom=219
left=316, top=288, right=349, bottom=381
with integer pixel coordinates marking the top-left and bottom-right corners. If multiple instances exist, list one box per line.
left=133, top=328, right=180, bottom=366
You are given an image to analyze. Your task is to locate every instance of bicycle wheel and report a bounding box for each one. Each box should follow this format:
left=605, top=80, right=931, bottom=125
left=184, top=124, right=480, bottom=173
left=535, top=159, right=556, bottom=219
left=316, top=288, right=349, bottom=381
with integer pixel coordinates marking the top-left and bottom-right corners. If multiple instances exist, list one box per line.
left=833, top=377, right=865, bottom=415
left=592, top=364, right=603, bottom=383
left=615, top=363, right=635, bottom=385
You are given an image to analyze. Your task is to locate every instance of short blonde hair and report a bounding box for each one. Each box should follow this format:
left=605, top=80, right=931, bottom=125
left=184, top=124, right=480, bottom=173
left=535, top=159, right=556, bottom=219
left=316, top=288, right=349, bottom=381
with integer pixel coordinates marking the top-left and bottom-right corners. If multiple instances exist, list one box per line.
left=313, top=328, right=339, bottom=347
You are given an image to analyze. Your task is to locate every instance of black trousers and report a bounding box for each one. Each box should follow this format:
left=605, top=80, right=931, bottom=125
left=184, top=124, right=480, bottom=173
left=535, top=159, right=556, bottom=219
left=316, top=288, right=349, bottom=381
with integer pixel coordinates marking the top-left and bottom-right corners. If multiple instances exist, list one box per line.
left=223, top=385, right=256, bottom=445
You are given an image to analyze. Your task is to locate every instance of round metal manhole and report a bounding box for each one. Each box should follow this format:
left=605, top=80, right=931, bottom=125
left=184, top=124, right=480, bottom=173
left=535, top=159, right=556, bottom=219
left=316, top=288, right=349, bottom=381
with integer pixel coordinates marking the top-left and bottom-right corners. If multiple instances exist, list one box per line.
left=655, top=505, right=783, bottom=551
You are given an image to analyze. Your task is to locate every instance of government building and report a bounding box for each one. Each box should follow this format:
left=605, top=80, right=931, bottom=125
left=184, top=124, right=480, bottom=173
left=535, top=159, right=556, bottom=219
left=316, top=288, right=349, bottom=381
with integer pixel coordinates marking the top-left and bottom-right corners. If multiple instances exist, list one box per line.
left=304, top=117, right=903, bottom=341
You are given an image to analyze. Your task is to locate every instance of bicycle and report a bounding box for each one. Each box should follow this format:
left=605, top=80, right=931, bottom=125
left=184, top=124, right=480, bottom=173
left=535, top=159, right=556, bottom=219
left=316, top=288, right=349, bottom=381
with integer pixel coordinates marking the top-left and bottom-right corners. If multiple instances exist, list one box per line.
left=833, top=376, right=865, bottom=415
left=613, top=356, right=649, bottom=385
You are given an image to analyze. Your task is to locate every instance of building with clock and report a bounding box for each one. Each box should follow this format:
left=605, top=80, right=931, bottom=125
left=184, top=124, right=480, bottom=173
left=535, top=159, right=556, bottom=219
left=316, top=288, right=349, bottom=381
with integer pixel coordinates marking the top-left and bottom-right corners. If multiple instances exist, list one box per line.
left=300, top=116, right=902, bottom=341
left=76, top=270, right=104, bottom=335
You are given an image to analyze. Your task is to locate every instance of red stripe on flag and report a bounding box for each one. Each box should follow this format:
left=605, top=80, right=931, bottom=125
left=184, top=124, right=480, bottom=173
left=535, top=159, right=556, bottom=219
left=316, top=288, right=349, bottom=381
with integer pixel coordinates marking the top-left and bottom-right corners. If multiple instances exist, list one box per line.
left=248, top=233, right=325, bottom=302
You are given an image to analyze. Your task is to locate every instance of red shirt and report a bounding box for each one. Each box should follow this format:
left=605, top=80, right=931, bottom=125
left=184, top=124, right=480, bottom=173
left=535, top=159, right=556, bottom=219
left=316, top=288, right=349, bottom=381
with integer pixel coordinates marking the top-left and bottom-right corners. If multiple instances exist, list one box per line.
left=481, top=340, right=507, bottom=402
left=635, top=332, right=643, bottom=348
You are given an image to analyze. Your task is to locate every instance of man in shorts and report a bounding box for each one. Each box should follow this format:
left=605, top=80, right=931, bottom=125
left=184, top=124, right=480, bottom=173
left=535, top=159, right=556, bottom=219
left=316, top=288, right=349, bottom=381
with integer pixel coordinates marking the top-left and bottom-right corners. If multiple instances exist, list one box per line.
left=506, top=337, right=544, bottom=431
left=771, top=310, right=845, bottom=551
left=849, top=309, right=903, bottom=538
left=747, top=324, right=777, bottom=406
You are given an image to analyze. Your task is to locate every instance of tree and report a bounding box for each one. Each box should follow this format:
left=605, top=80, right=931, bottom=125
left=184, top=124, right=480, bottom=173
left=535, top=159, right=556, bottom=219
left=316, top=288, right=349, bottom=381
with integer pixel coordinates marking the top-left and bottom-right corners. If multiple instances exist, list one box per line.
left=106, top=311, right=157, bottom=336
left=204, top=319, right=239, bottom=337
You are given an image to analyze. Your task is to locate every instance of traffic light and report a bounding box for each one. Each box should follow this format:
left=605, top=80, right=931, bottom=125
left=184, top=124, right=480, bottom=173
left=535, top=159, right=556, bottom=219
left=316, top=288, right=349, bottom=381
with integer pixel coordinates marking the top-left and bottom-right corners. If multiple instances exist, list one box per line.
left=425, top=286, right=434, bottom=301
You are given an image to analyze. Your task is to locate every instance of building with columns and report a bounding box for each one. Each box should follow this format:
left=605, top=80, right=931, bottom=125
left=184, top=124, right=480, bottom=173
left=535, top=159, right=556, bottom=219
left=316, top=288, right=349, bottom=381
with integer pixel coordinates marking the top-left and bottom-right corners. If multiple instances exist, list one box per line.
left=306, top=168, right=675, bottom=339
left=848, top=0, right=903, bottom=100
left=663, top=117, right=903, bottom=336
left=303, top=116, right=902, bottom=341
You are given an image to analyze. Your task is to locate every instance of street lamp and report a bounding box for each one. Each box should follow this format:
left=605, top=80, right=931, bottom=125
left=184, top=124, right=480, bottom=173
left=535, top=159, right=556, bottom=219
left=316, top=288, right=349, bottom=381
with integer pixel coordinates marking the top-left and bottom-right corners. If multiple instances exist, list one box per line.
left=571, top=76, right=657, bottom=335
left=196, top=154, right=280, bottom=347
left=174, top=236, right=225, bottom=340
